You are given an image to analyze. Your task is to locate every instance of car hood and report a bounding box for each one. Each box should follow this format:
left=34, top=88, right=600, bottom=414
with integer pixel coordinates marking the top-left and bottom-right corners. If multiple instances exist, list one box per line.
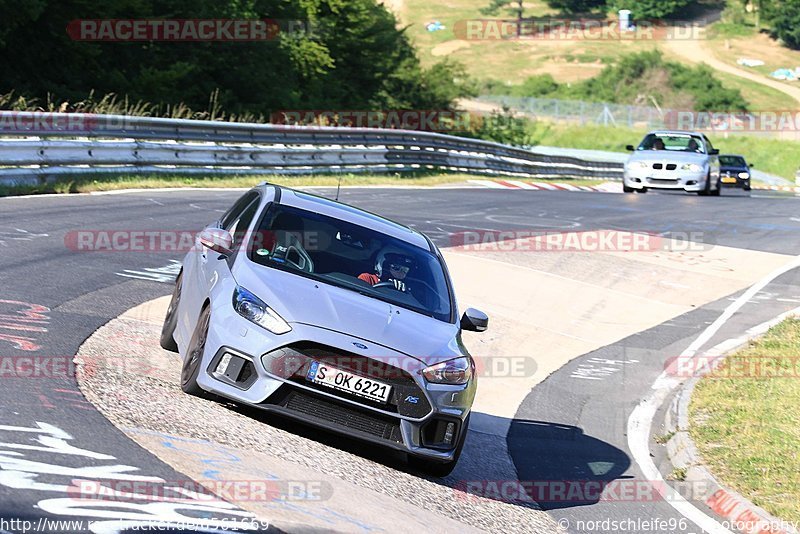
left=627, top=150, right=710, bottom=164
left=720, top=165, right=748, bottom=173
left=233, top=263, right=463, bottom=365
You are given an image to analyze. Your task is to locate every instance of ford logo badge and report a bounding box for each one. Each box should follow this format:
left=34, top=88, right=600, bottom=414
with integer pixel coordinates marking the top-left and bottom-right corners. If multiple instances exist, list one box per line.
left=352, top=342, right=368, bottom=350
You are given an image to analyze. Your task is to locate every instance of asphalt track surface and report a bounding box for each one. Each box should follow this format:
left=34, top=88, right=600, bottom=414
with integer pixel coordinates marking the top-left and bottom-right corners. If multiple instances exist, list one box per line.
left=0, top=186, right=799, bottom=533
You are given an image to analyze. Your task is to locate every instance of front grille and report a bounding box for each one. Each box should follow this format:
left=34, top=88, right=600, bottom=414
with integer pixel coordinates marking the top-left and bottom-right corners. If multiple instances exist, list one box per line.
left=652, top=163, right=677, bottom=170
left=273, top=389, right=403, bottom=442
left=262, top=342, right=433, bottom=418
left=648, top=177, right=678, bottom=183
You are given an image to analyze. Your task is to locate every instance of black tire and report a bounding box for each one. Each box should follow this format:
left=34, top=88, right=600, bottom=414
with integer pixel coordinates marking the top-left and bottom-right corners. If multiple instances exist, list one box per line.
left=698, top=173, right=711, bottom=196
left=636, top=187, right=648, bottom=193
left=623, top=184, right=634, bottom=193
left=159, top=272, right=182, bottom=352
left=710, top=177, right=721, bottom=196
left=408, top=414, right=470, bottom=478
left=181, top=305, right=210, bottom=397
left=743, top=182, right=751, bottom=191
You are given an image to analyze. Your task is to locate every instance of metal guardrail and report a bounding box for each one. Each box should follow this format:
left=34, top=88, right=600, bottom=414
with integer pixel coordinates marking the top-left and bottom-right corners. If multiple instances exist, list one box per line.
left=0, top=112, right=623, bottom=185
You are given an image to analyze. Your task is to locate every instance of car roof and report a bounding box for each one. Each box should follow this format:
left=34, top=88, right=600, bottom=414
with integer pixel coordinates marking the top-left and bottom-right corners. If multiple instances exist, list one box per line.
left=259, top=184, right=431, bottom=251
left=647, top=130, right=707, bottom=137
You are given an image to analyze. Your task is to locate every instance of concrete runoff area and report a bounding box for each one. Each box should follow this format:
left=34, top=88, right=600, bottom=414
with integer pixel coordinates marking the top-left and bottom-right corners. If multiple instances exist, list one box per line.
left=450, top=236, right=793, bottom=430
left=75, top=232, right=793, bottom=532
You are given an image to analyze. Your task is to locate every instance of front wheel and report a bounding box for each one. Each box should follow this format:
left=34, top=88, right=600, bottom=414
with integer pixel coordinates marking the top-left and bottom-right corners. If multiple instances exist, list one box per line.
left=623, top=184, right=635, bottom=193
left=181, top=305, right=211, bottom=397
left=698, top=173, right=711, bottom=196
left=160, top=272, right=182, bottom=352
left=710, top=177, right=721, bottom=196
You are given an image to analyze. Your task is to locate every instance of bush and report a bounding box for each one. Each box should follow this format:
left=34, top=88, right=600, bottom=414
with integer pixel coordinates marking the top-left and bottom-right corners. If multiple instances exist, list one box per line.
left=481, top=51, right=749, bottom=112
left=513, top=75, right=560, bottom=97
left=462, top=106, right=532, bottom=146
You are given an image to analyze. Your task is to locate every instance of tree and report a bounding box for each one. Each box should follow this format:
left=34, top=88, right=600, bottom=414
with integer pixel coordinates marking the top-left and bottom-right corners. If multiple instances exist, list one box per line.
left=607, top=0, right=692, bottom=19
left=765, top=0, right=800, bottom=49
left=481, top=0, right=525, bottom=38
left=546, top=0, right=606, bottom=14
left=0, top=0, right=473, bottom=116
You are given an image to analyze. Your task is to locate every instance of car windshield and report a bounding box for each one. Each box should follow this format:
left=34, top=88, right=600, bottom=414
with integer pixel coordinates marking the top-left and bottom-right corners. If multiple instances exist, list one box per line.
left=638, top=133, right=705, bottom=153
left=719, top=155, right=746, bottom=166
left=247, top=203, right=452, bottom=323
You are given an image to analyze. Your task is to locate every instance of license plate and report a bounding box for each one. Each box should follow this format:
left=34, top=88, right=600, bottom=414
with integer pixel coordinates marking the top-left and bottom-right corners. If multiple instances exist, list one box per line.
left=306, top=361, right=392, bottom=403
left=721, top=177, right=737, bottom=183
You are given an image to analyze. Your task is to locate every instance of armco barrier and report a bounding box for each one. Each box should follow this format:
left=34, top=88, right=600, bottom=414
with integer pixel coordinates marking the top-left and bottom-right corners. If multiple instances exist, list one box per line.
left=0, top=112, right=623, bottom=185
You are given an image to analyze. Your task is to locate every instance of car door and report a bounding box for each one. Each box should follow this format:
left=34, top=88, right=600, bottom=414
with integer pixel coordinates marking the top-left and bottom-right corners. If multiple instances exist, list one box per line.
left=178, top=191, right=260, bottom=346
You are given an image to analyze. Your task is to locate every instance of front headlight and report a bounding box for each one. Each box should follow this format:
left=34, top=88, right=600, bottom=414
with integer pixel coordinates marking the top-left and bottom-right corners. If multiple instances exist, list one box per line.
left=233, top=286, right=291, bottom=335
left=738, top=172, right=750, bottom=179
left=422, top=357, right=473, bottom=385
left=680, top=163, right=702, bottom=172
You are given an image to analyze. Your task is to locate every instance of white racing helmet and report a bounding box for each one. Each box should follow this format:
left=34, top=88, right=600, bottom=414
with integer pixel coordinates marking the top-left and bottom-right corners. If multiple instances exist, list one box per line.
left=375, top=247, right=416, bottom=278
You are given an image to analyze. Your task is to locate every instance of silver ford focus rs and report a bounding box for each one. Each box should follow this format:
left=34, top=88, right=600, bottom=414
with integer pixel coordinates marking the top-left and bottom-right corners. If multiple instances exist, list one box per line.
left=160, top=183, right=488, bottom=476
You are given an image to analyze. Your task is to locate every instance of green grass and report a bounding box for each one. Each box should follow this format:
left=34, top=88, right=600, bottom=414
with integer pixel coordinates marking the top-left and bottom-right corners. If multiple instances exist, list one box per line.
left=530, top=121, right=800, bottom=181
left=690, top=317, right=800, bottom=523
left=0, top=171, right=610, bottom=197
left=712, top=70, right=798, bottom=111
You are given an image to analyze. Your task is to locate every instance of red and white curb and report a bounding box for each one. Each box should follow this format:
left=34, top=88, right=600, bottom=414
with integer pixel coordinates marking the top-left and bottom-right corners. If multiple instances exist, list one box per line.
left=468, top=179, right=621, bottom=192
left=663, top=305, right=800, bottom=534
left=752, top=185, right=800, bottom=193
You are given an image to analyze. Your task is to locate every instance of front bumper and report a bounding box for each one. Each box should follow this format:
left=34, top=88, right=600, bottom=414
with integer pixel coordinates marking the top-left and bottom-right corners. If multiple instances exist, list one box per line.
left=194, top=303, right=474, bottom=462
left=624, top=169, right=707, bottom=192
left=720, top=174, right=750, bottom=188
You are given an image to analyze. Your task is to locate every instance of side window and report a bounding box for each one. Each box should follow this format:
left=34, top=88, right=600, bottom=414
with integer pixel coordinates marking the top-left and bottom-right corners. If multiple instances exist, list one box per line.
left=703, top=136, right=714, bottom=154
left=220, top=191, right=259, bottom=230
left=229, top=199, right=260, bottom=251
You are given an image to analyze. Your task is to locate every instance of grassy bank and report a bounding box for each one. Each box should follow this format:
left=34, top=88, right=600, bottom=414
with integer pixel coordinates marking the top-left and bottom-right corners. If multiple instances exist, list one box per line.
left=690, top=317, right=800, bottom=523
left=0, top=172, right=611, bottom=197
left=531, top=122, right=800, bottom=181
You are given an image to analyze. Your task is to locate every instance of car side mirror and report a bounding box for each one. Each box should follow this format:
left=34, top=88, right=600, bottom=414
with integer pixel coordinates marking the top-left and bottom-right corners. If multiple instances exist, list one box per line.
left=460, top=308, right=488, bottom=332
left=709, top=148, right=720, bottom=155
left=626, top=145, right=635, bottom=151
left=748, top=162, right=754, bottom=168
left=199, top=228, right=233, bottom=256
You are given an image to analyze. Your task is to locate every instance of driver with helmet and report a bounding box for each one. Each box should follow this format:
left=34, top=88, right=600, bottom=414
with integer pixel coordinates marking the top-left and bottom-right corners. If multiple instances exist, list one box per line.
left=358, top=248, right=415, bottom=292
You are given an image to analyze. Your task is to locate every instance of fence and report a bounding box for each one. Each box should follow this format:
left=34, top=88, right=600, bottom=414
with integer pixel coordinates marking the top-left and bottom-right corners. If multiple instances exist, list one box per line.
left=477, top=96, right=800, bottom=140
left=0, top=112, right=623, bottom=186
